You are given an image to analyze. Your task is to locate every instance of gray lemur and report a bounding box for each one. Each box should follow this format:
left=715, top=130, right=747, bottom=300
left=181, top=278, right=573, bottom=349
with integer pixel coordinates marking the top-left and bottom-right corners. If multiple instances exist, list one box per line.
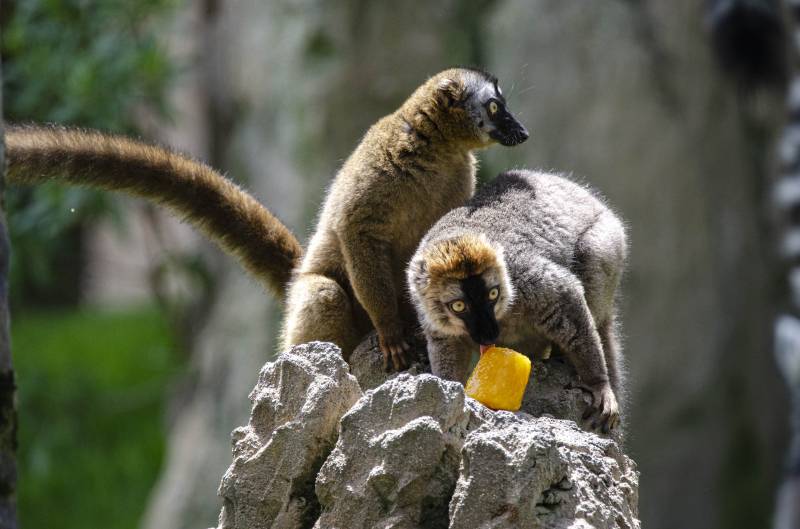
left=6, top=68, right=528, bottom=370
left=407, top=169, right=627, bottom=431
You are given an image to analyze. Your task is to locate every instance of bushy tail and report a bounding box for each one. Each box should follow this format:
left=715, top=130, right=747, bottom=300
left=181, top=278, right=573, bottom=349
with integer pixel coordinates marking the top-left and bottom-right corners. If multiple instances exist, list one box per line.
left=4, top=124, right=302, bottom=298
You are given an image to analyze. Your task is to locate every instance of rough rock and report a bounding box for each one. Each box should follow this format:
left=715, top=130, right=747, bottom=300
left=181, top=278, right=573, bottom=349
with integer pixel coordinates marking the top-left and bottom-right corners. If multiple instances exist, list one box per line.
left=314, top=373, right=493, bottom=529
left=350, top=334, right=594, bottom=431
left=216, top=341, right=640, bottom=529
left=450, top=415, right=640, bottom=529
left=216, top=342, right=362, bottom=529
left=349, top=331, right=430, bottom=391
left=521, top=356, right=596, bottom=430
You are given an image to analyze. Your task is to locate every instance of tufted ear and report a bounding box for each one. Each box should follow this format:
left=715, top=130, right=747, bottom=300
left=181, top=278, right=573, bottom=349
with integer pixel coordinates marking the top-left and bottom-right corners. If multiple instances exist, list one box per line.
left=436, top=78, right=463, bottom=108
left=409, top=257, right=429, bottom=292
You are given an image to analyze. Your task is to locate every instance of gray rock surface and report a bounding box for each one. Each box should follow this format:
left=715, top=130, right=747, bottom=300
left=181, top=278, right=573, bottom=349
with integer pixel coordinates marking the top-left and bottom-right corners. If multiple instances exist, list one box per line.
left=216, top=342, right=639, bottom=529
left=349, top=331, right=430, bottom=391
left=450, top=415, right=639, bottom=529
left=351, top=334, right=594, bottom=432
left=216, top=342, right=362, bottom=529
left=521, top=357, right=590, bottom=426
left=314, top=373, right=492, bottom=529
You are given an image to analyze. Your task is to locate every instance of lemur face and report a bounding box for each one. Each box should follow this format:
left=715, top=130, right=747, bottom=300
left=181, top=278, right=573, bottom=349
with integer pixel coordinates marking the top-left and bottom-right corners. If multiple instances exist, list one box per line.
left=445, top=274, right=504, bottom=345
left=408, top=235, right=515, bottom=342
left=463, top=73, right=529, bottom=147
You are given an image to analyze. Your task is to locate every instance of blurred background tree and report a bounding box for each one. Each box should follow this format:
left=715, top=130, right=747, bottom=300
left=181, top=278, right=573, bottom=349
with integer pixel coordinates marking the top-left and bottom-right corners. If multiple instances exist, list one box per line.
left=2, top=1, right=182, bottom=529
left=2, top=0, right=174, bottom=308
left=2, top=1, right=798, bottom=529
left=141, top=2, right=794, bottom=529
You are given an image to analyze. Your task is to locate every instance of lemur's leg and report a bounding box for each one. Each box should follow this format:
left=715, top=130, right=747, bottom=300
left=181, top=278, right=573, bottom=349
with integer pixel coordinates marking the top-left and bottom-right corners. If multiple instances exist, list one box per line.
left=519, top=259, right=619, bottom=432
left=597, top=315, right=625, bottom=402
left=427, top=334, right=474, bottom=384
left=574, top=211, right=625, bottom=317
left=282, top=273, right=363, bottom=360
left=338, top=231, right=410, bottom=371
left=573, top=211, right=627, bottom=401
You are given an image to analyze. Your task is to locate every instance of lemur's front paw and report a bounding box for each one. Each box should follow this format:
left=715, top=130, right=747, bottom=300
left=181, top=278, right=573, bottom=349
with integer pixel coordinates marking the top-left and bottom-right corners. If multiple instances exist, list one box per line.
left=378, top=325, right=411, bottom=372
left=581, top=382, right=620, bottom=433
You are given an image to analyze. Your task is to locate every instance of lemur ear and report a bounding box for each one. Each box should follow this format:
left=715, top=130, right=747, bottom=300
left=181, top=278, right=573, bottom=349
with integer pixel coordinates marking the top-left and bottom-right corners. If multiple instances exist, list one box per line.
left=411, top=259, right=429, bottom=290
left=436, top=78, right=462, bottom=108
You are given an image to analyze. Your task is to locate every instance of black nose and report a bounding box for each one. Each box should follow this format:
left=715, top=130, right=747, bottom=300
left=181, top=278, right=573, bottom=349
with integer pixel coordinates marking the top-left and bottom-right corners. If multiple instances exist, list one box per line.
left=475, top=319, right=500, bottom=346
left=502, top=123, right=529, bottom=146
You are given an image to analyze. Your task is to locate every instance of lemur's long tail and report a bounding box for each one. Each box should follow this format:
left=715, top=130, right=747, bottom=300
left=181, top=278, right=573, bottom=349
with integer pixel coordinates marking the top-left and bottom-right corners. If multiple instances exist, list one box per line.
left=4, top=124, right=302, bottom=298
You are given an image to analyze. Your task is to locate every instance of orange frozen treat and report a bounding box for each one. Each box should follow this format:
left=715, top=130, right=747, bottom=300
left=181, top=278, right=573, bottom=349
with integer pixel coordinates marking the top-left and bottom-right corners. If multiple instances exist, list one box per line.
left=465, top=346, right=531, bottom=411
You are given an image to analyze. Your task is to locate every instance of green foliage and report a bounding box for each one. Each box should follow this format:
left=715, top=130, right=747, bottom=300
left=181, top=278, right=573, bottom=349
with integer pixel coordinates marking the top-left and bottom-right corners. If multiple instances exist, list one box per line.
left=12, top=305, right=180, bottom=529
left=2, top=0, right=174, bottom=127
left=1, top=0, right=177, bottom=307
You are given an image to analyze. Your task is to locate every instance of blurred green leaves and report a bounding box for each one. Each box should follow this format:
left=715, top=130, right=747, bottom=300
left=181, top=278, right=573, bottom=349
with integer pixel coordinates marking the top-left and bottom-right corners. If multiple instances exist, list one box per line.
left=12, top=305, right=180, bottom=529
left=3, top=0, right=175, bottom=127
left=2, top=0, right=178, bottom=307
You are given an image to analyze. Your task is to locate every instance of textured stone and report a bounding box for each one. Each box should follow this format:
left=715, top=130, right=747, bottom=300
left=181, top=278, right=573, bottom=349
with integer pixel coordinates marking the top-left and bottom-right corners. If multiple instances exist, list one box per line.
left=314, top=373, right=492, bottom=529
left=349, top=331, right=430, bottom=391
left=215, top=341, right=639, bottom=528
left=450, top=414, right=640, bottom=529
left=350, top=335, right=595, bottom=432
left=521, top=357, right=590, bottom=424
left=216, top=342, right=362, bottom=529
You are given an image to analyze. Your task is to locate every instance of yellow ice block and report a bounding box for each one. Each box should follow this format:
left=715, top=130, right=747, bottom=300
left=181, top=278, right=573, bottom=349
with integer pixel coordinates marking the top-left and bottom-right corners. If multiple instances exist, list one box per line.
left=465, top=346, right=531, bottom=411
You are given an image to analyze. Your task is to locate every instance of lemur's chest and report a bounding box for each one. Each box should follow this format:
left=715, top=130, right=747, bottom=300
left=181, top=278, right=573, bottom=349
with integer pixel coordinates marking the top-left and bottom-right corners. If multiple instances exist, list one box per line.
left=393, top=164, right=475, bottom=251
left=497, top=312, right=551, bottom=358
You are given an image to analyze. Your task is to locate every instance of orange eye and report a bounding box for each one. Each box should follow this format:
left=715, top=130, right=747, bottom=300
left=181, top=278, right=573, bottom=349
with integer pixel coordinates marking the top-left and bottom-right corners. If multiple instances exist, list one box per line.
left=450, top=300, right=466, bottom=313
left=488, top=101, right=498, bottom=115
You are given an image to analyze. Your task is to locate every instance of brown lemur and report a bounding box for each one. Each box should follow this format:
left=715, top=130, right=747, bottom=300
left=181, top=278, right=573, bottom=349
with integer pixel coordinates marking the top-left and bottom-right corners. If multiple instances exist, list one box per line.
left=407, top=170, right=627, bottom=432
left=5, top=67, right=528, bottom=370
left=285, top=68, right=527, bottom=370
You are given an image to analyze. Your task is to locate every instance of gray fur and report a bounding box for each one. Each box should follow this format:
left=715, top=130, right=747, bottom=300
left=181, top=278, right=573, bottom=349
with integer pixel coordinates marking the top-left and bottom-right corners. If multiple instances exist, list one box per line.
left=407, top=169, right=627, bottom=431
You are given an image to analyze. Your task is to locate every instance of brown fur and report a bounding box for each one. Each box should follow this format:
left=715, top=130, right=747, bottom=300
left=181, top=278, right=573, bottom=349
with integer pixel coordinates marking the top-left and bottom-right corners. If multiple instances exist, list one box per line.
left=423, top=234, right=499, bottom=280
left=3, top=68, right=525, bottom=369
left=283, top=68, right=525, bottom=367
left=5, top=124, right=302, bottom=297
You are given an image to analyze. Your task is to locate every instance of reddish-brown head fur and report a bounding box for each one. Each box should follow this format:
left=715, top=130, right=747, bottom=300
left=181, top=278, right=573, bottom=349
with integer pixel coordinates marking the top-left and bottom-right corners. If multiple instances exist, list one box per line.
left=424, top=234, right=499, bottom=280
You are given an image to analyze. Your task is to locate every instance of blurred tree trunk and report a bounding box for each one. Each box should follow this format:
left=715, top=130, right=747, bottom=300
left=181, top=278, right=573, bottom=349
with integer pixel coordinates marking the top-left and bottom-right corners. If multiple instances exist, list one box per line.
left=484, top=2, right=788, bottom=528
left=0, top=66, right=19, bottom=529
left=141, top=1, right=791, bottom=529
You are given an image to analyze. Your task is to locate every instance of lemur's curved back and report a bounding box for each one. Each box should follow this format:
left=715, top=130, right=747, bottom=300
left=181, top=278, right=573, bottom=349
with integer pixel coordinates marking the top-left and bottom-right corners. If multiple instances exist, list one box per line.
left=5, top=124, right=302, bottom=298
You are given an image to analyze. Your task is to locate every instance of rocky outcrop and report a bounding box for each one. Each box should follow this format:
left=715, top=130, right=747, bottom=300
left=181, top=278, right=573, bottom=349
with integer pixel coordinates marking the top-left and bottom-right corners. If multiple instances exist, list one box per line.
left=217, top=342, right=362, bottom=529
left=352, top=332, right=592, bottom=427
left=315, top=374, right=492, bottom=529
left=216, top=341, right=639, bottom=529
left=348, top=331, right=430, bottom=392
left=450, top=415, right=639, bottom=529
